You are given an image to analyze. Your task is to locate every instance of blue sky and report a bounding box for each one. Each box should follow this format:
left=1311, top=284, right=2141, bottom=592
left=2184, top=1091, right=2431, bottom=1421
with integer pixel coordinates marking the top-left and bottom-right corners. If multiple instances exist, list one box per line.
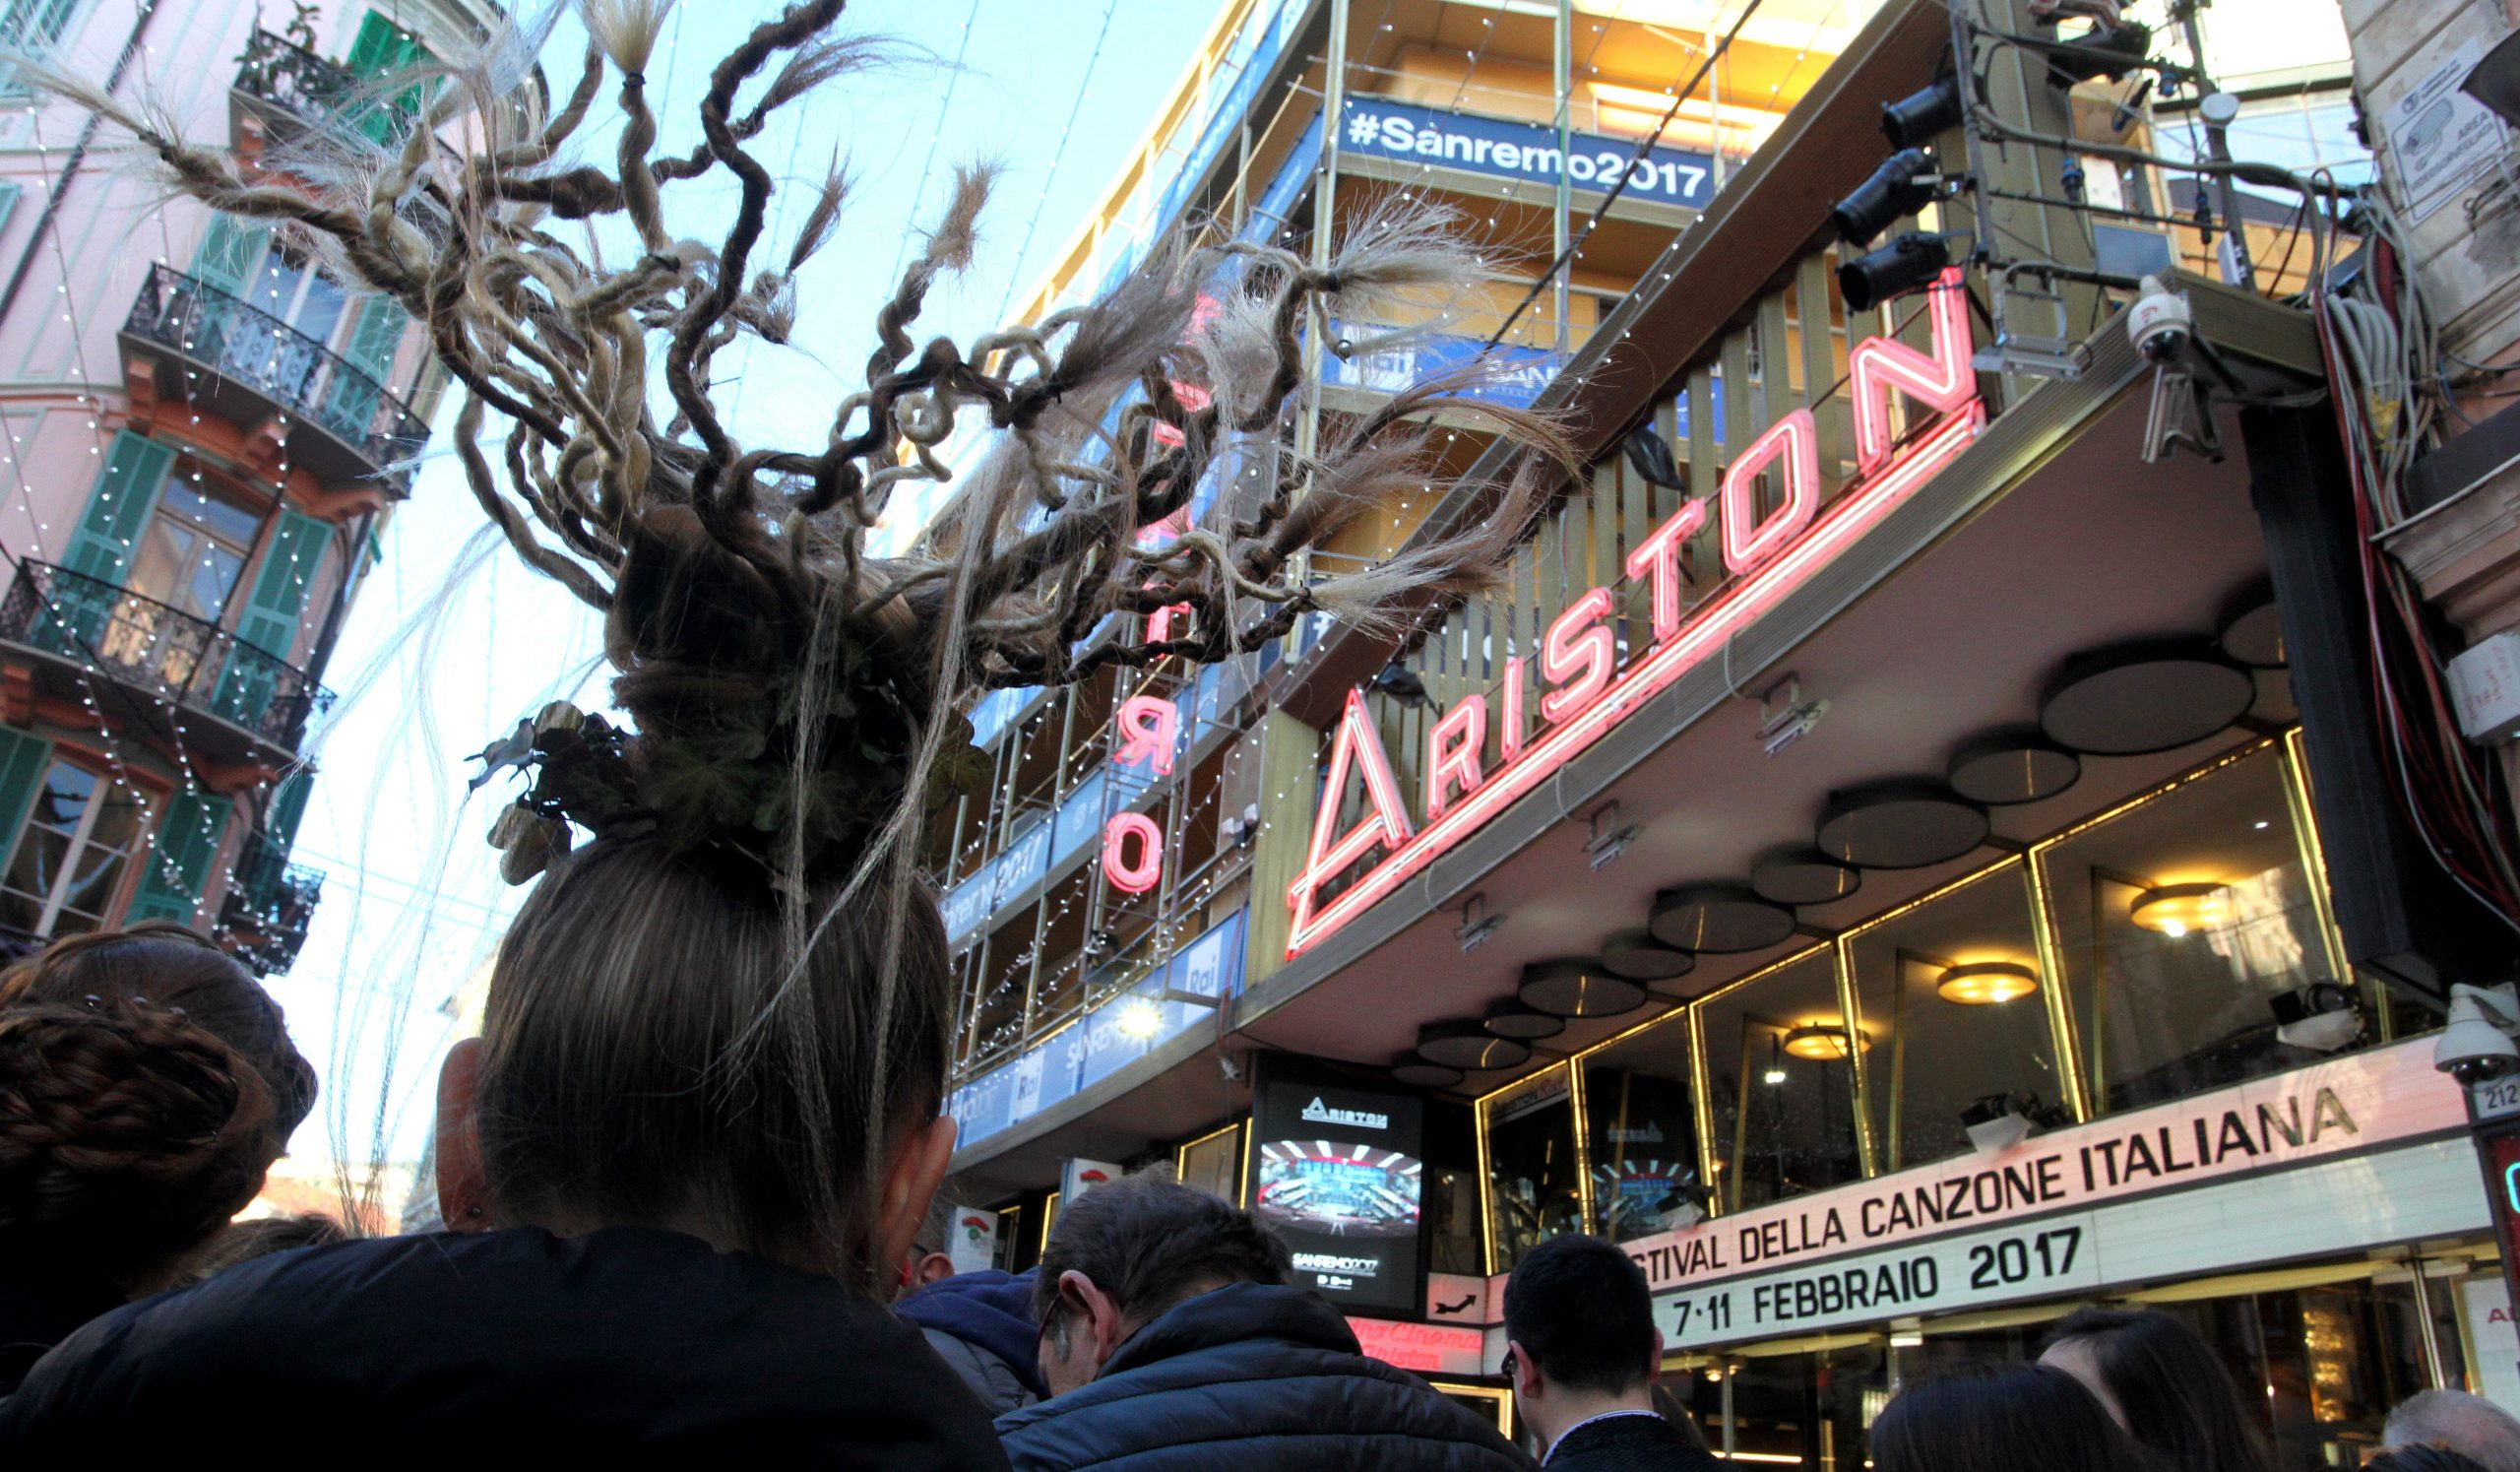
left=270, top=0, right=1218, bottom=1175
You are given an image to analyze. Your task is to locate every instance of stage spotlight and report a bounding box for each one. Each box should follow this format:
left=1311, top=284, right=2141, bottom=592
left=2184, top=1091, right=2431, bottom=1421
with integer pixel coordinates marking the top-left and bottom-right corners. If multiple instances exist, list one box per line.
left=1831, top=148, right=1942, bottom=246
left=2044, top=21, right=2153, bottom=86
left=1838, top=232, right=1952, bottom=313
left=1882, top=75, right=1966, bottom=149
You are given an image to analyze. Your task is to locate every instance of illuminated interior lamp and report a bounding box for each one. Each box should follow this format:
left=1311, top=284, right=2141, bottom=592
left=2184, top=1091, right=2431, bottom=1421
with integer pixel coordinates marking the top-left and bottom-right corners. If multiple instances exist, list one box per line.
left=1116, top=997, right=1163, bottom=1042
left=1783, top=1021, right=1869, bottom=1060
left=1830, top=148, right=1942, bottom=246
left=1936, top=960, right=2041, bottom=1006
left=1839, top=233, right=1953, bottom=314
left=2129, top=881, right=2231, bottom=938
left=1881, top=75, right=1967, bottom=150
left=1761, top=1035, right=1788, bottom=1086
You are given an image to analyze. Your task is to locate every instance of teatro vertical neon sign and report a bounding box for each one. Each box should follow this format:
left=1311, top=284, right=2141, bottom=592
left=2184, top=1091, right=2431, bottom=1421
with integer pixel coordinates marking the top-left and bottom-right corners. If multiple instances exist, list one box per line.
left=1286, top=271, right=1985, bottom=958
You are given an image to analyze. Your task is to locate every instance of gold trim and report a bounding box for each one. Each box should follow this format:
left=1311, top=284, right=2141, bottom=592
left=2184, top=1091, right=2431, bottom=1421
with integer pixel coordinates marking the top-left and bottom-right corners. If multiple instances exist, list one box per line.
left=1237, top=1109, right=1255, bottom=1209
left=1569, top=1056, right=1598, bottom=1234
left=1687, top=1003, right=1722, bottom=1219
left=1175, top=1119, right=1243, bottom=1198
left=1427, top=1380, right=1515, bottom=1440
left=2279, top=729, right=2362, bottom=1027
left=1834, top=932, right=1878, bottom=1178
left=1039, top=1189, right=1061, bottom=1256
left=2023, top=852, right=2092, bottom=1122
left=1475, top=1081, right=1498, bottom=1276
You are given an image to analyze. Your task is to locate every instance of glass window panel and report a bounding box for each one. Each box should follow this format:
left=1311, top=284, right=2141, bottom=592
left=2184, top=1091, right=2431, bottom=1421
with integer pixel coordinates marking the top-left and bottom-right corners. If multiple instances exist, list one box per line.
left=0, top=885, right=40, bottom=937
left=1581, top=1012, right=1707, bottom=1244
left=1847, top=862, right=2066, bottom=1173
left=1176, top=1124, right=1240, bottom=1203
left=158, top=480, right=263, bottom=549
left=1699, top=948, right=1864, bottom=1213
left=59, top=844, right=130, bottom=921
left=1482, top=1066, right=1582, bottom=1269
left=2040, top=745, right=2351, bottom=1115
left=25, top=761, right=93, bottom=834
left=5, top=825, right=65, bottom=908
left=1424, top=1101, right=1482, bottom=1277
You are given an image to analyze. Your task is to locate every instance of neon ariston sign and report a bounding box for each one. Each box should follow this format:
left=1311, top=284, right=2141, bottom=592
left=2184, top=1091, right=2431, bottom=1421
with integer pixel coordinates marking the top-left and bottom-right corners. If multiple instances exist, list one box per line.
left=1287, top=270, right=1985, bottom=959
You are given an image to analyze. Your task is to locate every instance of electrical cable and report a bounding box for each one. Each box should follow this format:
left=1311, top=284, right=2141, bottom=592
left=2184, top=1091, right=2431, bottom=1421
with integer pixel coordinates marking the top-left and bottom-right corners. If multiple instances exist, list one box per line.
left=991, top=0, right=1121, bottom=325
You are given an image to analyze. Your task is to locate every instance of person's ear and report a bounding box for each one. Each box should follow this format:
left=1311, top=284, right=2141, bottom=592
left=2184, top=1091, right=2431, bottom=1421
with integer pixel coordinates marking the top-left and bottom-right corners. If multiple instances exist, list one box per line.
left=1647, top=1329, right=1666, bottom=1384
left=875, top=1115, right=959, bottom=1279
left=434, top=1038, right=493, bottom=1233
left=914, top=1250, right=957, bottom=1287
left=1508, top=1338, right=1543, bottom=1398
left=1057, top=1268, right=1127, bottom=1368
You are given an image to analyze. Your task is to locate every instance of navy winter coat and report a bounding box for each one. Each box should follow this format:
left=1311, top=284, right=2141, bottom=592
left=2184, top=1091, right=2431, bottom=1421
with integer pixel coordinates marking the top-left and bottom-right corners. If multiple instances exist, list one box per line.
left=0, top=1226, right=1011, bottom=1467
left=898, top=1266, right=1047, bottom=1415
left=995, top=1280, right=1536, bottom=1472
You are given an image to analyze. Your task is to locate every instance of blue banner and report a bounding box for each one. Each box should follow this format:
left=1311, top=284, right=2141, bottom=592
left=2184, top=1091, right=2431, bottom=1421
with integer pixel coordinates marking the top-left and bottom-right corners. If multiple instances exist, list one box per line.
left=1338, top=96, right=1719, bottom=212
left=1322, top=317, right=1564, bottom=410
left=990, top=819, right=1053, bottom=909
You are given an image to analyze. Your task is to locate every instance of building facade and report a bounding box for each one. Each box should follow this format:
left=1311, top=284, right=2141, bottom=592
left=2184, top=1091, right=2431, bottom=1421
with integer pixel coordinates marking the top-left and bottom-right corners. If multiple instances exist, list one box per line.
left=931, top=0, right=2520, bottom=1460
left=0, top=0, right=492, bottom=972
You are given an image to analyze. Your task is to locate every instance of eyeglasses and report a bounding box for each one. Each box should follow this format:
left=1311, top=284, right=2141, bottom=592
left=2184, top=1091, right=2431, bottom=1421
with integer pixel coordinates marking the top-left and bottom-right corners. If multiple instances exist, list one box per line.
left=1501, top=1349, right=1518, bottom=1379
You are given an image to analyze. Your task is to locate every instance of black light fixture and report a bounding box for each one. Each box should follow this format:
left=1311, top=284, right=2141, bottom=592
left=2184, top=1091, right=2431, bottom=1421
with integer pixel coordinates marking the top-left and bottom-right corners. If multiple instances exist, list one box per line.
left=1482, top=996, right=1570, bottom=1041
left=1946, top=729, right=2082, bottom=806
left=1881, top=74, right=1967, bottom=149
left=1417, top=1019, right=1532, bottom=1071
left=1519, top=958, right=1648, bottom=1019
left=2042, top=21, right=2154, bottom=86
left=1370, top=664, right=1431, bottom=708
left=1831, top=148, right=1941, bottom=246
left=1815, top=780, right=1989, bottom=869
left=1650, top=882, right=1798, bottom=954
left=1391, top=1055, right=1468, bottom=1090
left=1750, top=846, right=1862, bottom=907
left=2217, top=583, right=2286, bottom=670
left=1600, top=928, right=1696, bottom=981
left=2039, top=639, right=2255, bottom=756
left=1839, top=232, right=1953, bottom=314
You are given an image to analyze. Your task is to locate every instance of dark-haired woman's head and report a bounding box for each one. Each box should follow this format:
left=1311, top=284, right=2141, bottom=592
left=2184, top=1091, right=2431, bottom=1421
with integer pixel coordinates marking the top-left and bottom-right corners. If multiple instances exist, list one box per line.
left=440, top=834, right=957, bottom=1293
left=0, top=999, right=279, bottom=1295
left=1871, top=1361, right=2168, bottom=1472
left=2042, top=1308, right=2277, bottom=1472
left=0, top=922, right=316, bottom=1149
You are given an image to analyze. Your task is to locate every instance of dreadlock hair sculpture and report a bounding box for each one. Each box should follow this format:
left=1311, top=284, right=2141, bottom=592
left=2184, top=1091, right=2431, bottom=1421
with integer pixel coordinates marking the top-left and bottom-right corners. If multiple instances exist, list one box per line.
left=19, top=0, right=1576, bottom=1288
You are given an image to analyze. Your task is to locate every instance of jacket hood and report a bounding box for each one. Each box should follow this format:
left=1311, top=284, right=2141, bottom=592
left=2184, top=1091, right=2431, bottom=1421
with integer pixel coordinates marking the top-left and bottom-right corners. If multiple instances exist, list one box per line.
left=897, top=1267, right=1048, bottom=1398
left=0, top=1226, right=1010, bottom=1468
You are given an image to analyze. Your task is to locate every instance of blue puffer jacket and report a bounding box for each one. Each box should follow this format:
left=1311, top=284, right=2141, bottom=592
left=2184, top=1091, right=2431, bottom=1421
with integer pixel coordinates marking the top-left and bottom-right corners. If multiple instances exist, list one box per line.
left=995, top=1281, right=1535, bottom=1472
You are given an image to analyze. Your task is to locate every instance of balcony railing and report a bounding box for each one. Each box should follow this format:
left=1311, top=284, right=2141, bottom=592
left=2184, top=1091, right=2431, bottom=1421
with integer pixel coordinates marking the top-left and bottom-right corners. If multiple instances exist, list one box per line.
left=0, top=561, right=336, bottom=750
left=219, top=833, right=323, bottom=977
left=232, top=28, right=368, bottom=140
left=123, top=265, right=428, bottom=493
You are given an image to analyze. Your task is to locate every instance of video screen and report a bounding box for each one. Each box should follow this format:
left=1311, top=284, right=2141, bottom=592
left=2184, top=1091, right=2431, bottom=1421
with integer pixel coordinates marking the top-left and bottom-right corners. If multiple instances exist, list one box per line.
left=1254, top=1139, right=1423, bottom=1239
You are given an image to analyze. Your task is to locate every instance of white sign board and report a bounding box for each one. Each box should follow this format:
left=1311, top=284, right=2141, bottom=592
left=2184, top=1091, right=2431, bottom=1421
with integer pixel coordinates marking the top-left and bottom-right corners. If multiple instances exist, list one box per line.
left=1625, top=1041, right=2467, bottom=1296
left=1061, top=1157, right=1125, bottom=1204
left=2475, top=1074, right=2520, bottom=1123
left=2462, top=1277, right=2520, bottom=1416
left=945, top=1203, right=1000, bottom=1276
left=1659, top=1141, right=2488, bottom=1350
left=2384, top=37, right=2509, bottom=224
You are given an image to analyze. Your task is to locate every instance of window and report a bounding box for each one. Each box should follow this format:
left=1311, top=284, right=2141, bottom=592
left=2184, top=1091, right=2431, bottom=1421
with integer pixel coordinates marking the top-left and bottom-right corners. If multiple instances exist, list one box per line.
left=1482, top=1065, right=1583, bottom=1270
left=1845, top=861, right=2069, bottom=1173
left=0, top=759, right=147, bottom=938
left=123, top=473, right=263, bottom=621
left=1580, top=1012, right=1707, bottom=1244
left=0, top=0, right=82, bottom=96
left=2037, top=742, right=2351, bottom=1116
left=1699, top=947, right=1865, bottom=1213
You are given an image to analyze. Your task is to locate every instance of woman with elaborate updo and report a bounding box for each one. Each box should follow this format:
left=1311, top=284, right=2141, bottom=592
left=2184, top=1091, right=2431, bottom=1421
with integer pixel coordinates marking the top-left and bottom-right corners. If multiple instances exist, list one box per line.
left=0, top=0, right=1566, bottom=1459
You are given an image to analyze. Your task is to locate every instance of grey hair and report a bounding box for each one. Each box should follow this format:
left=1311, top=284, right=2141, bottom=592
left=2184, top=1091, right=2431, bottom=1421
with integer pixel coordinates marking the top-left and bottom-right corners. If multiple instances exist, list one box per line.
left=2384, top=1389, right=2520, bottom=1472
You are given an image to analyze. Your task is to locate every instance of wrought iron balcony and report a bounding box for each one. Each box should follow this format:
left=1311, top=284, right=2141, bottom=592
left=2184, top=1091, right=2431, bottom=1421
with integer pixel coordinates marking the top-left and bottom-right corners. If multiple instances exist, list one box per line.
left=0, top=561, right=336, bottom=752
left=219, top=833, right=324, bottom=978
left=232, top=27, right=369, bottom=142
left=121, top=265, right=428, bottom=494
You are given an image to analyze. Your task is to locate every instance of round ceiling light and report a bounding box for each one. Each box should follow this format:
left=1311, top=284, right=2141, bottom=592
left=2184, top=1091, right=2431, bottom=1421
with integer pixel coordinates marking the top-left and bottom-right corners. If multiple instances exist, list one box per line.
left=1650, top=882, right=1799, bottom=953
left=1483, top=996, right=1570, bottom=1040
left=1815, top=781, right=1989, bottom=869
left=1417, top=1019, right=1533, bottom=1071
left=1946, top=730, right=2082, bottom=806
left=1749, top=846, right=1863, bottom=907
left=1390, top=1056, right=1467, bottom=1089
left=2040, top=639, right=2256, bottom=756
left=1936, top=960, right=2041, bottom=1005
left=1600, top=928, right=1696, bottom=981
left=1782, top=1021, right=1871, bottom=1059
left=2218, top=587, right=2286, bottom=669
left=2129, top=881, right=2232, bottom=938
left=1518, top=958, right=1649, bottom=1018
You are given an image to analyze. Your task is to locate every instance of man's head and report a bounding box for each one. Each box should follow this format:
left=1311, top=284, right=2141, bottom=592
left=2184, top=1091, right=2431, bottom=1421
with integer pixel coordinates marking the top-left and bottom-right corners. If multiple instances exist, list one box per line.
left=898, top=1189, right=968, bottom=1301
left=1032, top=1173, right=1292, bottom=1396
left=1502, top=1234, right=1664, bottom=1446
left=2385, top=1389, right=2520, bottom=1472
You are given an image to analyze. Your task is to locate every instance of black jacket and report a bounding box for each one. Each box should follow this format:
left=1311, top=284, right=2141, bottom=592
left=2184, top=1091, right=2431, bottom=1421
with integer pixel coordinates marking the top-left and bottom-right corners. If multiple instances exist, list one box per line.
left=1544, top=1412, right=1719, bottom=1471
left=0, top=1226, right=1010, bottom=1467
left=0, top=1269, right=119, bottom=1396
left=995, top=1281, right=1534, bottom=1472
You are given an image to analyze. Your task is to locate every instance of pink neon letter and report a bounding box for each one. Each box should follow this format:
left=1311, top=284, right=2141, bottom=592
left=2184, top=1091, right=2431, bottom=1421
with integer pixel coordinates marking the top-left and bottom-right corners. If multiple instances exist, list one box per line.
left=1114, top=695, right=1178, bottom=775
left=1623, top=498, right=1710, bottom=643
left=1286, top=688, right=1417, bottom=945
left=1424, top=694, right=1488, bottom=820
left=1146, top=601, right=1193, bottom=643
left=1720, top=409, right=1820, bottom=575
left=1102, top=812, right=1164, bottom=894
left=1503, top=656, right=1529, bottom=762
left=1850, top=267, right=1975, bottom=476
left=1540, top=587, right=1616, bottom=724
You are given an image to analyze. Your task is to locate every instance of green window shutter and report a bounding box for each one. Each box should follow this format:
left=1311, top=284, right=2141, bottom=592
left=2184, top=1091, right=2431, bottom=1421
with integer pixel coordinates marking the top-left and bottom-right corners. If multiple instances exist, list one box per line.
left=214, top=509, right=330, bottom=729
left=0, top=1, right=84, bottom=95
left=189, top=215, right=269, bottom=297
left=0, top=727, right=52, bottom=855
left=0, top=182, right=25, bottom=240
left=267, top=768, right=314, bottom=849
left=321, top=294, right=406, bottom=439
left=127, top=787, right=230, bottom=926
left=346, top=12, right=435, bottom=145
left=43, top=431, right=173, bottom=653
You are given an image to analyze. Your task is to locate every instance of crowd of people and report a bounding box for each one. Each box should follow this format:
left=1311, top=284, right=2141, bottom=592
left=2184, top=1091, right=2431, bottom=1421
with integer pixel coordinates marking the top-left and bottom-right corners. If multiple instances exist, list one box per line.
left=0, top=921, right=2514, bottom=1467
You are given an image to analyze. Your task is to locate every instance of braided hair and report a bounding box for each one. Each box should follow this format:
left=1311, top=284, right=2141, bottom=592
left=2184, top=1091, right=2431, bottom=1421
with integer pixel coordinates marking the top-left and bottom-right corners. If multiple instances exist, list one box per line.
left=0, top=1000, right=278, bottom=1291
